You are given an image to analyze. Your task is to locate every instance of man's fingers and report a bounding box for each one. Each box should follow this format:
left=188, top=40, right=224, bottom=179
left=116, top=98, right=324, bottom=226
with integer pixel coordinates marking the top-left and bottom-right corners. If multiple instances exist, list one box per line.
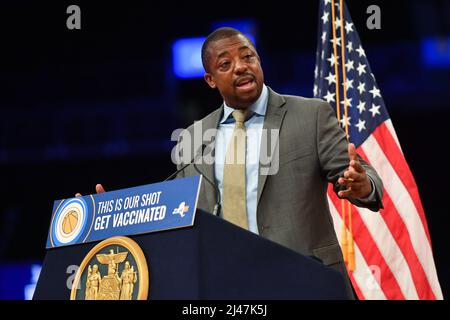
left=75, top=184, right=105, bottom=197
left=338, top=187, right=353, bottom=198
left=343, top=170, right=363, bottom=181
left=95, top=184, right=106, bottom=194
left=339, top=177, right=355, bottom=185
left=339, top=177, right=365, bottom=191
left=348, top=143, right=358, bottom=162
left=350, top=159, right=365, bottom=173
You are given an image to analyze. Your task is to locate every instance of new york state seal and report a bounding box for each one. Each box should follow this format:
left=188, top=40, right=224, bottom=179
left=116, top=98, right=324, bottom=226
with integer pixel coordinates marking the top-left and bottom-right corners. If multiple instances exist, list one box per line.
left=70, top=236, right=149, bottom=300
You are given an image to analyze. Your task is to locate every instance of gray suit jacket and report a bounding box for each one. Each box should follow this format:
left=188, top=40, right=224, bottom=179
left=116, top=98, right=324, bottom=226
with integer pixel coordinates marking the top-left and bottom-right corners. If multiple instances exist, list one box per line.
left=175, top=87, right=383, bottom=296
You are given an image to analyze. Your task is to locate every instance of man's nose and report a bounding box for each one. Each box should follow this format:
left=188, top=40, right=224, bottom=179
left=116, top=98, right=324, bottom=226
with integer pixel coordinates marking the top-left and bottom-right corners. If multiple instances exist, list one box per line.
left=234, top=60, right=248, bottom=74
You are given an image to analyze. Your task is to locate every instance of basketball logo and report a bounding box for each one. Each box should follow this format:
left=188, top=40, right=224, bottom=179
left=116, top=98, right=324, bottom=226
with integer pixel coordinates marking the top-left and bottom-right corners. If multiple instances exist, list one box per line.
left=51, top=197, right=89, bottom=246
left=62, top=209, right=79, bottom=235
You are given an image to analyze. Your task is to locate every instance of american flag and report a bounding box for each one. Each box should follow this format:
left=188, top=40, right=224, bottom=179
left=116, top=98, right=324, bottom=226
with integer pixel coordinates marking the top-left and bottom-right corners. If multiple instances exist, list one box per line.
left=314, top=0, right=443, bottom=299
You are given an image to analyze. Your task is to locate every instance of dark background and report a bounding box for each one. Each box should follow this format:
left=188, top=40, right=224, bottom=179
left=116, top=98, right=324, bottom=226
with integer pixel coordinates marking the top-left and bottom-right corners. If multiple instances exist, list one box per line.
left=0, top=0, right=449, bottom=298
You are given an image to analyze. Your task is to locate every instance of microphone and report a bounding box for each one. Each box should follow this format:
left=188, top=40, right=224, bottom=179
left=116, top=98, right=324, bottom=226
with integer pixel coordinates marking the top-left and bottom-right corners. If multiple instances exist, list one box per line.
left=164, top=144, right=222, bottom=216
left=194, top=144, right=222, bottom=217
left=164, top=152, right=197, bottom=182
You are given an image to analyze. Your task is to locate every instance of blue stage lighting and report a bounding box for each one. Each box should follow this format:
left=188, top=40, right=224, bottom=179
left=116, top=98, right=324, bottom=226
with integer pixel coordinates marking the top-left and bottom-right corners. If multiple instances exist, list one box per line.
left=172, top=37, right=206, bottom=78
left=0, top=262, right=41, bottom=300
left=172, top=21, right=258, bottom=79
left=422, top=36, right=450, bottom=68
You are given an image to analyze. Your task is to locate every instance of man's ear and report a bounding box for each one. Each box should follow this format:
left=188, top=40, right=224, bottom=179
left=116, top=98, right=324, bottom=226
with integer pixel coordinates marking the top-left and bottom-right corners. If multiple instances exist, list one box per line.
left=204, top=73, right=216, bottom=89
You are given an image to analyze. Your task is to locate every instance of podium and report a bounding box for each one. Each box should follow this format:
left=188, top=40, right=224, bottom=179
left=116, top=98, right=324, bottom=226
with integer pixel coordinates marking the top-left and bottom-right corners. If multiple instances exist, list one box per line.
left=34, top=209, right=348, bottom=299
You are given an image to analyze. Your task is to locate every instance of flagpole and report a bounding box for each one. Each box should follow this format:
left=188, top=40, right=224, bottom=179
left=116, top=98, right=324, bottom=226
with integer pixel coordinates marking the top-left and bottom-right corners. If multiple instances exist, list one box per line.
left=338, top=0, right=355, bottom=272
left=330, top=0, right=349, bottom=266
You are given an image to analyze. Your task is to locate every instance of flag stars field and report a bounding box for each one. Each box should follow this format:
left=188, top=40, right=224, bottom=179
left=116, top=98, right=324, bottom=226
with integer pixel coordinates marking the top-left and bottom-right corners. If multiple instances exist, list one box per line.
left=356, top=45, right=366, bottom=57
left=323, top=90, right=336, bottom=103
left=346, top=41, right=353, bottom=53
left=357, top=62, right=367, bottom=75
left=343, top=78, right=354, bottom=90
left=326, top=72, right=336, bottom=85
left=344, top=21, right=354, bottom=34
left=328, top=53, right=339, bottom=67
left=356, top=101, right=366, bottom=114
left=335, top=17, right=341, bottom=29
left=340, top=97, right=352, bottom=108
left=346, top=59, right=354, bottom=72
left=330, top=37, right=341, bottom=47
left=357, top=82, right=366, bottom=94
left=355, top=119, right=366, bottom=132
left=370, top=86, right=381, bottom=98
left=322, top=11, right=329, bottom=24
left=369, top=104, right=381, bottom=117
left=340, top=116, right=351, bottom=128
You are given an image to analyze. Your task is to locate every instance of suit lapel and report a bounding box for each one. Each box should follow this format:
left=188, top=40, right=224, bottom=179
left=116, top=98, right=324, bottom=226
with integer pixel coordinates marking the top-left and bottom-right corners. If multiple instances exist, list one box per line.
left=197, top=106, right=223, bottom=209
left=257, top=88, right=287, bottom=205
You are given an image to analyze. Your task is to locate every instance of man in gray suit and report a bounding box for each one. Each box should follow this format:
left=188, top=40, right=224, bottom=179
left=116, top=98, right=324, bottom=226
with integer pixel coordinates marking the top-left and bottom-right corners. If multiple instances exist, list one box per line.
left=174, top=27, right=384, bottom=298
left=88, top=27, right=383, bottom=298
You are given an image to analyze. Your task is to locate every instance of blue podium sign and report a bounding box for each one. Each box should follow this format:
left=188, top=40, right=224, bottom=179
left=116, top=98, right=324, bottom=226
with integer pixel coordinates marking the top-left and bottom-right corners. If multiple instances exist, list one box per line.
left=46, top=176, right=202, bottom=249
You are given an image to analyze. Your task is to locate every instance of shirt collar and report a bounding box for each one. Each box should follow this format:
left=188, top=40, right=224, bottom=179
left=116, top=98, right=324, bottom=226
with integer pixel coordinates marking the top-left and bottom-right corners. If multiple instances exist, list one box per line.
left=221, top=84, right=268, bottom=124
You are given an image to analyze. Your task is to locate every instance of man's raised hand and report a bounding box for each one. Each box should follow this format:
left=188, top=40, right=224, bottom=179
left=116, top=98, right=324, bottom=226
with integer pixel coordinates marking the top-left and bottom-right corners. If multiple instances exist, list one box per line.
left=337, top=143, right=372, bottom=199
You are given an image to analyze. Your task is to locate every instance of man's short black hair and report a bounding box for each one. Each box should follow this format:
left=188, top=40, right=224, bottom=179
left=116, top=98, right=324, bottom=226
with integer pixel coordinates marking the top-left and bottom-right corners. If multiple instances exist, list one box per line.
left=201, top=27, right=256, bottom=72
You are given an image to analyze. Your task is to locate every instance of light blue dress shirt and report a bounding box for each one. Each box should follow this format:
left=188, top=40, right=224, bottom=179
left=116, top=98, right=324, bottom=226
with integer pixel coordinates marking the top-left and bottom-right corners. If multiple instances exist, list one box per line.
left=215, top=85, right=269, bottom=234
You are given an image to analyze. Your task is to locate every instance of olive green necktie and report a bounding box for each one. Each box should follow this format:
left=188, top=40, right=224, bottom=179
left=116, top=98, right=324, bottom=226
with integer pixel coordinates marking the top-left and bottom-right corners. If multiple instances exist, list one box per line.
left=222, top=109, right=248, bottom=230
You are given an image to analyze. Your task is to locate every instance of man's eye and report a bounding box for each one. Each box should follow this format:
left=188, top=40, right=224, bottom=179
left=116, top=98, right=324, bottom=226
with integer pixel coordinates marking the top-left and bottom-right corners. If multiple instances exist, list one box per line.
left=220, top=61, right=230, bottom=68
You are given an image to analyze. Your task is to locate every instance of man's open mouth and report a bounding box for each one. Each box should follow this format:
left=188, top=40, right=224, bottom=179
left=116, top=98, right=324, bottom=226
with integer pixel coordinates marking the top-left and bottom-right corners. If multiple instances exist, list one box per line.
left=235, top=76, right=255, bottom=89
